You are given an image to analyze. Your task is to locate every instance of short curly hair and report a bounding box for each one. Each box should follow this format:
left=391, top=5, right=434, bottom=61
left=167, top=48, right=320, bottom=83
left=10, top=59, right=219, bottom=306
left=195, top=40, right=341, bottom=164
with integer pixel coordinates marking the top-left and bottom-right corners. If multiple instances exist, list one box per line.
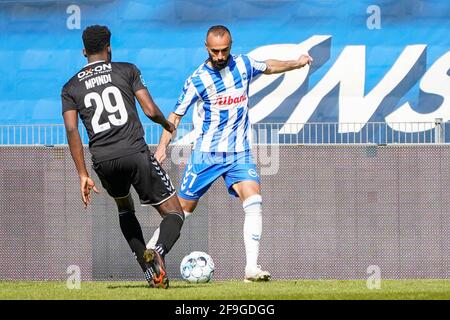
left=82, top=25, right=111, bottom=55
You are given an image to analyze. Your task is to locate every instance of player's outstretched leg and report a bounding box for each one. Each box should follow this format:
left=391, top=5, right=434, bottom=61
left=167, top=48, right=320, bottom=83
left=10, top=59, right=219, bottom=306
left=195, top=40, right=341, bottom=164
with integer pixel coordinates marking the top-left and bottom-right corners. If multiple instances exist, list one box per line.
left=146, top=210, right=192, bottom=249
left=145, top=194, right=185, bottom=288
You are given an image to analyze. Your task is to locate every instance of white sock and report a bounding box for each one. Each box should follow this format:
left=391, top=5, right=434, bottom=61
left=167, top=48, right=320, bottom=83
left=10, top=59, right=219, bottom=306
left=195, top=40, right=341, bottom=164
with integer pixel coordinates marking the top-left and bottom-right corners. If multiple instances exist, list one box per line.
left=243, top=194, right=262, bottom=273
left=146, top=211, right=192, bottom=249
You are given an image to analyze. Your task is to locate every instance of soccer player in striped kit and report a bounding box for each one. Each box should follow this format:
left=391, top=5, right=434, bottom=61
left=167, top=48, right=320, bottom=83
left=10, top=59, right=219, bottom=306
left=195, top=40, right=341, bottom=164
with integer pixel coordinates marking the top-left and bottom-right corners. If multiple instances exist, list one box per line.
left=148, top=25, right=313, bottom=282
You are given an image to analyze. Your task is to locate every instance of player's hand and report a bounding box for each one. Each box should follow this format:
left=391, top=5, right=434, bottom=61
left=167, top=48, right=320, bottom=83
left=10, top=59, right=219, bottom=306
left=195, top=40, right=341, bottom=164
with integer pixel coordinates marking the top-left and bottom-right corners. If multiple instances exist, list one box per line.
left=154, top=146, right=167, bottom=164
left=297, top=54, right=313, bottom=68
left=80, top=175, right=99, bottom=209
left=163, top=120, right=176, bottom=134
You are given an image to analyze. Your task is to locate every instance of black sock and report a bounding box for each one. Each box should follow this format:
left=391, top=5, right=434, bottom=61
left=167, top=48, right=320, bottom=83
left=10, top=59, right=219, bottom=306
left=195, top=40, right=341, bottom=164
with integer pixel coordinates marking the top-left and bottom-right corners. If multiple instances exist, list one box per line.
left=156, top=212, right=184, bottom=256
left=119, top=211, right=149, bottom=272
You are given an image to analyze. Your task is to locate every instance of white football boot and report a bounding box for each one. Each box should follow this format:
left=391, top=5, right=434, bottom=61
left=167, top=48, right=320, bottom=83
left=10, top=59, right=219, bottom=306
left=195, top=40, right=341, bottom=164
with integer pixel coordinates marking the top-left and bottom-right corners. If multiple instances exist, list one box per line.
left=244, top=265, right=271, bottom=283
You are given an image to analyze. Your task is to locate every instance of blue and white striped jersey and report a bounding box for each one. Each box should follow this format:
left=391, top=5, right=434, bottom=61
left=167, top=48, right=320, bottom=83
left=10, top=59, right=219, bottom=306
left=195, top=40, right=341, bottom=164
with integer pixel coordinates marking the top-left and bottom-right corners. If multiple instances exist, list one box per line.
left=174, top=54, right=267, bottom=153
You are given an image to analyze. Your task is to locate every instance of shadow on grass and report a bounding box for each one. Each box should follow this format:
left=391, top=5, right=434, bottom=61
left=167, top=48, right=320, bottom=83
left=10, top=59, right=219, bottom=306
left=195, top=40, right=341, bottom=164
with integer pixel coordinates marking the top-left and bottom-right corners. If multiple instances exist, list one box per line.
left=107, top=284, right=150, bottom=289
left=106, top=283, right=208, bottom=290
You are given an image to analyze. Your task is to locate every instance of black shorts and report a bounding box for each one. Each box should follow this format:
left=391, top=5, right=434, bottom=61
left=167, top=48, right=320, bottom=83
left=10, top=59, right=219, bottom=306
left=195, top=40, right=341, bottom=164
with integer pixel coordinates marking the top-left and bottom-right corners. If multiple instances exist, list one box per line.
left=92, top=149, right=176, bottom=206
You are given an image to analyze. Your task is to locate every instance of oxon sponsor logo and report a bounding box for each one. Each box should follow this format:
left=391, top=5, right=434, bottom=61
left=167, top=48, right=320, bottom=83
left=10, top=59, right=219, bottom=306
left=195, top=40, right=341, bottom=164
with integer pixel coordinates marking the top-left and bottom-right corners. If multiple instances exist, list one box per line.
left=77, top=63, right=112, bottom=80
left=215, top=93, right=247, bottom=107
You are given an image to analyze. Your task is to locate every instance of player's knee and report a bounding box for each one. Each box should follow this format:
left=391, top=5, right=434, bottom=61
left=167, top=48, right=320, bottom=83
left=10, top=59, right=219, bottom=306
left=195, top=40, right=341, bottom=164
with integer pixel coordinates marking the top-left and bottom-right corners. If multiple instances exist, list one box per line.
left=243, top=194, right=262, bottom=208
left=114, top=193, right=135, bottom=214
left=243, top=194, right=262, bottom=215
left=180, top=198, right=198, bottom=213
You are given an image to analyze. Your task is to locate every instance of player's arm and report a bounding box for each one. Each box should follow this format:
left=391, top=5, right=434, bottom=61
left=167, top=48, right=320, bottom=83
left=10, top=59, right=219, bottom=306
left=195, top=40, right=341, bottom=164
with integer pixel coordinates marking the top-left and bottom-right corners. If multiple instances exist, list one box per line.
left=153, top=75, right=198, bottom=164
left=264, top=54, right=313, bottom=75
left=154, top=112, right=183, bottom=163
left=135, top=88, right=175, bottom=133
left=63, top=110, right=99, bottom=208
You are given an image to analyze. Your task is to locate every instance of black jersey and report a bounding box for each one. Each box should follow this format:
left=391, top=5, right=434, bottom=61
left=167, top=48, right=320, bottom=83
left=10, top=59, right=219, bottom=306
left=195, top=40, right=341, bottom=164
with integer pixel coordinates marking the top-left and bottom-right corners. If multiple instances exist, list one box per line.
left=61, top=61, right=148, bottom=163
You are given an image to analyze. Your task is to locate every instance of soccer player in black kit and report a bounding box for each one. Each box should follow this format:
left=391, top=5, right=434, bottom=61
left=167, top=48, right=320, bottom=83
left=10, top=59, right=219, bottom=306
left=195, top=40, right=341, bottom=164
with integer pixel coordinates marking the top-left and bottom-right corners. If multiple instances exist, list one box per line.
left=61, top=25, right=183, bottom=289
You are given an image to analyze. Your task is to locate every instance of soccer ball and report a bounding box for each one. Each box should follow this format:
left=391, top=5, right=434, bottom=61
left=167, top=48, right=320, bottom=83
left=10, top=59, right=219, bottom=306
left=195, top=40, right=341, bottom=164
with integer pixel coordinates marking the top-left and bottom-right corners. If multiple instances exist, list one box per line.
left=180, top=251, right=215, bottom=283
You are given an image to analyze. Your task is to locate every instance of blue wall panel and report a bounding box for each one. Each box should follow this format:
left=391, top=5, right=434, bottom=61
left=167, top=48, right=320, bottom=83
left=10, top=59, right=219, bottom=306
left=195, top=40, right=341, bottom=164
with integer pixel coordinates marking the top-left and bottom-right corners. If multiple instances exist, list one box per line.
left=0, top=0, right=448, bottom=142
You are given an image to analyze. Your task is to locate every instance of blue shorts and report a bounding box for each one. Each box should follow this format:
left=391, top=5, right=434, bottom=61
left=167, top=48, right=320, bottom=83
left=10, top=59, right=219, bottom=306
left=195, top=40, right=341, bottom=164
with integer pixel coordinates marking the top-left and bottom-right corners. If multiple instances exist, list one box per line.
left=178, top=151, right=260, bottom=200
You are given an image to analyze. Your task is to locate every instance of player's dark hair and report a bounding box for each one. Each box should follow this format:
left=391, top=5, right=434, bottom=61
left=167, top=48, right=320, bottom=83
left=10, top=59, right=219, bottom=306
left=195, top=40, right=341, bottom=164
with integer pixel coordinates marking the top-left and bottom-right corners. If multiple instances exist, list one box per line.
left=206, top=25, right=231, bottom=39
left=82, top=25, right=111, bottom=55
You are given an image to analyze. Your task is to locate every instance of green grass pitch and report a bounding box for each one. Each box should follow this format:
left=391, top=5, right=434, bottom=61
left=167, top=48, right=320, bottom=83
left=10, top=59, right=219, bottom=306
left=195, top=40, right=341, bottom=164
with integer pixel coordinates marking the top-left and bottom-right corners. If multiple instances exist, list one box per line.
left=0, top=279, right=449, bottom=300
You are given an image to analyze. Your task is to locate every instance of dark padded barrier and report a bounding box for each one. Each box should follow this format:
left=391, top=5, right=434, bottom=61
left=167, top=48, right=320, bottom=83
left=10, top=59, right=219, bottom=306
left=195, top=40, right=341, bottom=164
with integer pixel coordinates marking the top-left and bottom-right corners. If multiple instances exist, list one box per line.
left=0, top=145, right=448, bottom=280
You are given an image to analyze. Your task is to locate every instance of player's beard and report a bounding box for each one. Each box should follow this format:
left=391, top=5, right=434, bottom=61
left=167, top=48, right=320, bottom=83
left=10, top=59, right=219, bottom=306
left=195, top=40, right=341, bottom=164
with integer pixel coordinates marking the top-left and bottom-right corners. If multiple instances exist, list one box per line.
left=209, top=54, right=230, bottom=70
